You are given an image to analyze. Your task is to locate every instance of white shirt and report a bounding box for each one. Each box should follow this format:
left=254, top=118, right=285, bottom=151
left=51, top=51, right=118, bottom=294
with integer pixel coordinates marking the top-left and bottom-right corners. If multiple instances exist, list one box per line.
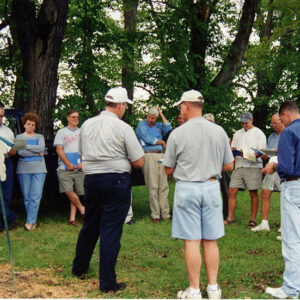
left=0, top=124, right=14, bottom=158
left=79, top=111, right=144, bottom=174
left=231, top=126, right=266, bottom=168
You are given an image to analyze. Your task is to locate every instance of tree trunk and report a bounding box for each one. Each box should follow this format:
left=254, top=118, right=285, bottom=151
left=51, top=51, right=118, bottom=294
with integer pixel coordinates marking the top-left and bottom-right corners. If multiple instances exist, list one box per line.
left=122, top=0, right=138, bottom=113
left=11, top=0, right=69, bottom=141
left=211, top=0, right=260, bottom=87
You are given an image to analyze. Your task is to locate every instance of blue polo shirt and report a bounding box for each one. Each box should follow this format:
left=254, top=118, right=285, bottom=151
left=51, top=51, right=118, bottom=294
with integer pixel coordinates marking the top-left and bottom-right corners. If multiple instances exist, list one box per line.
left=136, top=120, right=172, bottom=152
left=277, top=118, right=300, bottom=179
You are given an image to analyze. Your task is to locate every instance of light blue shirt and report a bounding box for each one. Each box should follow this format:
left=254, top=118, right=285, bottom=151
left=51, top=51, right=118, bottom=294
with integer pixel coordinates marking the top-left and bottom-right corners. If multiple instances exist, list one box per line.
left=267, top=132, right=280, bottom=149
left=136, top=120, right=172, bottom=152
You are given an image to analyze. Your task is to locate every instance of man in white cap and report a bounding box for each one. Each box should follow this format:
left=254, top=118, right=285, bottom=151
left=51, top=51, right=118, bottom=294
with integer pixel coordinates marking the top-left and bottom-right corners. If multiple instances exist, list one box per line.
left=72, top=87, right=144, bottom=293
left=164, top=90, right=234, bottom=299
left=227, top=112, right=266, bottom=228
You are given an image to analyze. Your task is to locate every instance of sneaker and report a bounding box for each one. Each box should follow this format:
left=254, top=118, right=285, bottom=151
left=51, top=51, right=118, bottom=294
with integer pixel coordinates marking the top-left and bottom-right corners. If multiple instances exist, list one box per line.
left=251, top=223, right=270, bottom=232
left=276, top=235, right=282, bottom=241
left=24, top=223, right=32, bottom=231
left=206, top=285, right=222, bottom=299
left=278, top=227, right=281, bottom=233
left=265, top=287, right=296, bottom=299
left=177, top=287, right=202, bottom=299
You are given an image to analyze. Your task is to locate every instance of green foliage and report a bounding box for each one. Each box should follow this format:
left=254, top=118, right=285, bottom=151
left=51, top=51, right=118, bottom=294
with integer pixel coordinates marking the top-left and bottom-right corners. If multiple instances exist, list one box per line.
left=0, top=184, right=284, bottom=298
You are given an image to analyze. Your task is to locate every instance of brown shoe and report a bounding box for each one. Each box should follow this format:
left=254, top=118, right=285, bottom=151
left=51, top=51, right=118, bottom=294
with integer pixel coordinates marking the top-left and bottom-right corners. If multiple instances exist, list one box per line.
left=152, top=218, right=160, bottom=223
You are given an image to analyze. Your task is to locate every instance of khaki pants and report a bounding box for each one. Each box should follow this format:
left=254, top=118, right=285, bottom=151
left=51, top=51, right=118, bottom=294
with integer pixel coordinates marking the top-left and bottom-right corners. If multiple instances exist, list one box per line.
left=142, top=153, right=170, bottom=219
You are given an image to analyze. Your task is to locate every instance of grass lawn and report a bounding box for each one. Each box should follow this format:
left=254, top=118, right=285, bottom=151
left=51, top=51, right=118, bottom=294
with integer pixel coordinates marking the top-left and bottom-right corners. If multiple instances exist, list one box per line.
left=0, top=181, right=284, bottom=298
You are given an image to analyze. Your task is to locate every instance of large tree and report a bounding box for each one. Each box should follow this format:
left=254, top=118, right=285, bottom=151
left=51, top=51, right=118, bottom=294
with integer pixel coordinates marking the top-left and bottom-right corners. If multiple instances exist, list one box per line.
left=6, top=0, right=69, bottom=140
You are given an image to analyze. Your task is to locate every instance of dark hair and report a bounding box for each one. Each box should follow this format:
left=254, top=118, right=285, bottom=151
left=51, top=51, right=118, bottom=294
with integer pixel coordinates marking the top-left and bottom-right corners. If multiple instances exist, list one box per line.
left=67, top=109, right=79, bottom=117
left=105, top=101, right=118, bottom=108
left=22, top=112, right=39, bottom=127
left=279, top=101, right=299, bottom=115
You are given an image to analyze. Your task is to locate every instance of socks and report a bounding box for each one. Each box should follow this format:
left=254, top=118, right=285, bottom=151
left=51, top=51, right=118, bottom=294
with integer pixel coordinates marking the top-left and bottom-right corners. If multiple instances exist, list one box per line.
left=207, top=284, right=219, bottom=291
left=262, top=219, right=269, bottom=226
left=189, top=287, right=200, bottom=295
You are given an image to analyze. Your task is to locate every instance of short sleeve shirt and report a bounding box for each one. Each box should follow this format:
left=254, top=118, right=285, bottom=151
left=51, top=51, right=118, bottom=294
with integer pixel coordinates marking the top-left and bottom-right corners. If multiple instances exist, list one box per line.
left=163, top=117, right=233, bottom=181
left=53, top=127, right=80, bottom=170
left=79, top=111, right=144, bottom=174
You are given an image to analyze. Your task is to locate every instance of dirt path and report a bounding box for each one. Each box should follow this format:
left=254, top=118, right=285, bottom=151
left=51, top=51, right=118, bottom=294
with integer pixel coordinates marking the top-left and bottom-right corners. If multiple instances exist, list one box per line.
left=0, top=264, right=99, bottom=298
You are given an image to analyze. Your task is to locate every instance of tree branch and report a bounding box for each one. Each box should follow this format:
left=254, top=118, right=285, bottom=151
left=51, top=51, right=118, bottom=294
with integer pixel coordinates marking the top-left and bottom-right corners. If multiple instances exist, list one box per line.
left=211, top=0, right=260, bottom=87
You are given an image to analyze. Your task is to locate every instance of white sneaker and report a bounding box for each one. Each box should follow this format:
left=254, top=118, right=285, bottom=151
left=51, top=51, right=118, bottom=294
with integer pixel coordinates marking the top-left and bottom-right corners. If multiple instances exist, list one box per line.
left=251, top=223, right=270, bottom=232
left=265, top=287, right=296, bottom=299
left=278, top=227, right=281, bottom=233
left=177, top=287, right=202, bottom=299
left=206, top=285, right=222, bottom=299
left=276, top=235, right=282, bottom=241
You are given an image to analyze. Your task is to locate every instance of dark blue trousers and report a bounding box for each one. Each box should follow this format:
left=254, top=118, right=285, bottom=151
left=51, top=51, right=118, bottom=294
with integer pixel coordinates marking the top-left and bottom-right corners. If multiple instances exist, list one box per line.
left=0, top=158, right=16, bottom=229
left=72, top=172, right=131, bottom=290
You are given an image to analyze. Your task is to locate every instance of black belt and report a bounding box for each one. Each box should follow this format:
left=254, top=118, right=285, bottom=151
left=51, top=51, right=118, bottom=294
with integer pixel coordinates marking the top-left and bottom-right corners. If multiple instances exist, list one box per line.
left=280, top=177, right=300, bottom=183
left=144, top=151, right=163, bottom=153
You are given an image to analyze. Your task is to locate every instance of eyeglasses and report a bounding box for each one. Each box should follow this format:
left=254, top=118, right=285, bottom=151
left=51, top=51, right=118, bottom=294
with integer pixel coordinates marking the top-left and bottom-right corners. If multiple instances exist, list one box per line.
left=271, top=120, right=281, bottom=125
left=70, top=116, right=79, bottom=119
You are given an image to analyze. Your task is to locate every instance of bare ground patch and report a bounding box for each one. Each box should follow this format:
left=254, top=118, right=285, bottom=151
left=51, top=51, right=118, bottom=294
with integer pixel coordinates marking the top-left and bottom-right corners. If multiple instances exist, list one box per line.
left=0, top=264, right=99, bottom=298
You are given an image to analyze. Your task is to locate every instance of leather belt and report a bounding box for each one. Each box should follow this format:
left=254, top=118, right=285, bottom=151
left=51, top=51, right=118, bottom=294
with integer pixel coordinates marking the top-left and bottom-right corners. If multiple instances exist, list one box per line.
left=280, top=177, right=300, bottom=183
left=145, top=151, right=163, bottom=153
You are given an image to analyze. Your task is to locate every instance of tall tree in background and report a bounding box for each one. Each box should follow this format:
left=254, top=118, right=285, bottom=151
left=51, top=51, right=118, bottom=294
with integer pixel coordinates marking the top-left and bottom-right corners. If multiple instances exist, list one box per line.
left=10, top=0, right=69, bottom=140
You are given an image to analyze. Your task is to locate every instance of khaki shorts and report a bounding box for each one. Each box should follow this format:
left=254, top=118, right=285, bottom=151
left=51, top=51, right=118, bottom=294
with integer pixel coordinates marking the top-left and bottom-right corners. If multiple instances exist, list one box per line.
left=263, top=172, right=281, bottom=192
left=57, top=169, right=85, bottom=195
left=229, top=167, right=262, bottom=191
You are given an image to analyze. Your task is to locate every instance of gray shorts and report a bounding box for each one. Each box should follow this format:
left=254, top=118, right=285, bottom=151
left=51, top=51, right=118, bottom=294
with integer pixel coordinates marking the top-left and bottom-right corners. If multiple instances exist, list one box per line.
left=229, top=167, right=262, bottom=190
left=172, top=180, right=224, bottom=240
left=57, top=169, right=85, bottom=195
left=263, top=172, right=281, bottom=192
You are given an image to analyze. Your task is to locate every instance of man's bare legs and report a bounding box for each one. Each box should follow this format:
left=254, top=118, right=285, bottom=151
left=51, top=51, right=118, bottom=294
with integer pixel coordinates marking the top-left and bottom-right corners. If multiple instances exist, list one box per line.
left=228, top=187, right=238, bottom=222
left=65, top=191, right=85, bottom=223
left=261, top=189, right=272, bottom=220
left=185, top=240, right=201, bottom=289
left=202, top=240, right=219, bottom=285
left=249, top=190, right=259, bottom=221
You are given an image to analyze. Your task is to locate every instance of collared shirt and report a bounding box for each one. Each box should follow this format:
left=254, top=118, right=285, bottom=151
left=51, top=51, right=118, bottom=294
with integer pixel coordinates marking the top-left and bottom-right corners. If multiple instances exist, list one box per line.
left=277, top=118, right=300, bottom=179
left=164, top=117, right=233, bottom=182
left=79, top=111, right=144, bottom=174
left=136, top=120, right=172, bottom=152
left=53, top=126, right=80, bottom=170
left=231, top=126, right=266, bottom=169
left=267, top=132, right=280, bottom=149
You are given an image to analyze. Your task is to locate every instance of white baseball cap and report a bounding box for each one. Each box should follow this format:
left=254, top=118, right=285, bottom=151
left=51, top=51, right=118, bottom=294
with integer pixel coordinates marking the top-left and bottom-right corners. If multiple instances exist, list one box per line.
left=174, top=89, right=204, bottom=106
left=105, top=87, right=133, bottom=104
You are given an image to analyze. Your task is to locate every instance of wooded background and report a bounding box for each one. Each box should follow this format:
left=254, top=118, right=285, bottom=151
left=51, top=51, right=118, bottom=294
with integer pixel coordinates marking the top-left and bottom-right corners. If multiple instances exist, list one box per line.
left=0, top=0, right=299, bottom=140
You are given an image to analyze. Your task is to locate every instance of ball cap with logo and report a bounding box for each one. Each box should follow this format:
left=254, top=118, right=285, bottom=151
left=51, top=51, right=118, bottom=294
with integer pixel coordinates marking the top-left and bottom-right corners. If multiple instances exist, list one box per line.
left=239, top=112, right=253, bottom=123
left=105, top=87, right=133, bottom=104
left=174, top=89, right=204, bottom=106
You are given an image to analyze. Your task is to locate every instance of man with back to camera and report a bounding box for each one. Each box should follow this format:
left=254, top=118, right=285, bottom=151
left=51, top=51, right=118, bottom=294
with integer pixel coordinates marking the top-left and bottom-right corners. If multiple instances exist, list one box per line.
left=262, top=101, right=300, bottom=299
left=54, top=110, right=85, bottom=226
left=0, top=107, right=17, bottom=232
left=163, top=90, right=234, bottom=299
left=227, top=112, right=266, bottom=228
left=251, top=113, right=285, bottom=232
left=136, top=106, right=172, bottom=223
left=72, top=87, right=144, bottom=293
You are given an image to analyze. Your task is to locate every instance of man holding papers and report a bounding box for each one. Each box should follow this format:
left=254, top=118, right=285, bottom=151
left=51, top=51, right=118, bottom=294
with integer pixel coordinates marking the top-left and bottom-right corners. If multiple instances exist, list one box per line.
left=263, top=101, right=300, bottom=299
left=251, top=113, right=285, bottom=232
left=227, top=112, right=266, bottom=228
left=0, top=107, right=17, bottom=232
left=54, top=109, right=85, bottom=226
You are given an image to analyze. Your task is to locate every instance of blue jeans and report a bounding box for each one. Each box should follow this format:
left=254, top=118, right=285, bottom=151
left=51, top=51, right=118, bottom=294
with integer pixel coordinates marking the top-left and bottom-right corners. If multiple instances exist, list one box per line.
left=281, top=180, right=300, bottom=297
left=0, top=158, right=16, bottom=228
left=18, top=173, right=46, bottom=224
left=72, top=172, right=131, bottom=291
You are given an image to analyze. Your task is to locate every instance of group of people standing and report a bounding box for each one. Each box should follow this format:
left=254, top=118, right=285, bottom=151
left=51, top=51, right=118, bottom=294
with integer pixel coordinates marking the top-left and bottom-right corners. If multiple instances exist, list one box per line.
left=0, top=88, right=299, bottom=299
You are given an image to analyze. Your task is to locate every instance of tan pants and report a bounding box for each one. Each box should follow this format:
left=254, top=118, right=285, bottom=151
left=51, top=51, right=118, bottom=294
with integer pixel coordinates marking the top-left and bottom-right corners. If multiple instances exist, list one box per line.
left=142, top=153, right=170, bottom=219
